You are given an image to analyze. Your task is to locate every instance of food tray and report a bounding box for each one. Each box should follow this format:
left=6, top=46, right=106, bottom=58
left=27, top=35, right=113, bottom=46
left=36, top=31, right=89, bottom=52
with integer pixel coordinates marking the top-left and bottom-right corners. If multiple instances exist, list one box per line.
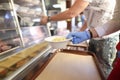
left=35, top=49, right=105, bottom=80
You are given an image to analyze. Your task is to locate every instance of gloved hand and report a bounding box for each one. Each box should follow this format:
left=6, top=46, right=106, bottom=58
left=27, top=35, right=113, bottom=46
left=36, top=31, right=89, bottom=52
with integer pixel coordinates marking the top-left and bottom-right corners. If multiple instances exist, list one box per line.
left=67, top=31, right=91, bottom=44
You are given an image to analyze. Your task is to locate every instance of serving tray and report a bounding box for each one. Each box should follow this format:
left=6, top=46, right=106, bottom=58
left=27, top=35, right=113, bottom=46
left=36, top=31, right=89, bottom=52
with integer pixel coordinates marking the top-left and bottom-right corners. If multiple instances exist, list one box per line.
left=35, top=49, right=105, bottom=80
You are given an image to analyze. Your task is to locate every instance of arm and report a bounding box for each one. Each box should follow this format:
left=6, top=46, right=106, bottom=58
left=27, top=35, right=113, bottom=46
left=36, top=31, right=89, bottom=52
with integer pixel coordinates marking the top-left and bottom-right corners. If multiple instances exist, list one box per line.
left=50, top=0, right=89, bottom=21
left=95, top=20, right=120, bottom=37
left=40, top=0, right=89, bottom=24
left=67, top=17, right=120, bottom=43
left=80, top=21, right=87, bottom=31
left=90, top=19, right=120, bottom=38
left=67, top=0, right=120, bottom=44
left=67, top=19, right=120, bottom=44
left=90, top=0, right=120, bottom=38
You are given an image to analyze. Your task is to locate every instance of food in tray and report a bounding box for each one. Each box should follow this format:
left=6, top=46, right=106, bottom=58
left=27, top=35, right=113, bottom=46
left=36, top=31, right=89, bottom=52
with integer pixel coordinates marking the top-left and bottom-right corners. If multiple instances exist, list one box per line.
left=0, top=3, right=11, bottom=10
left=0, top=40, right=12, bottom=53
left=0, top=57, right=30, bottom=78
left=14, top=4, right=20, bottom=11
left=1, top=46, right=11, bottom=52
left=0, top=67, right=7, bottom=78
left=0, top=56, right=23, bottom=68
left=20, top=0, right=32, bottom=3
left=0, top=17, right=4, bottom=23
left=17, top=6, right=29, bottom=13
left=27, top=9, right=35, bottom=15
left=15, top=58, right=30, bottom=68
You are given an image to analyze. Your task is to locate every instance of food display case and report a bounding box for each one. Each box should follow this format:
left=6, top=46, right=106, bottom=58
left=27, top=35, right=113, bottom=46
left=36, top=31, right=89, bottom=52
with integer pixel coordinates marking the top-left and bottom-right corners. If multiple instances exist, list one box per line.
left=13, top=0, right=50, bottom=46
left=0, top=0, right=22, bottom=55
left=14, top=0, right=43, bottom=27
left=0, top=0, right=52, bottom=80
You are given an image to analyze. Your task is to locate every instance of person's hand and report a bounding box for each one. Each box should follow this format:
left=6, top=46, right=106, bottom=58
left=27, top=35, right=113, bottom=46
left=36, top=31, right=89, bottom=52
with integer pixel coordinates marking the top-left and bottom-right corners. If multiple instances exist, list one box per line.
left=40, top=16, right=48, bottom=25
left=67, top=31, right=91, bottom=44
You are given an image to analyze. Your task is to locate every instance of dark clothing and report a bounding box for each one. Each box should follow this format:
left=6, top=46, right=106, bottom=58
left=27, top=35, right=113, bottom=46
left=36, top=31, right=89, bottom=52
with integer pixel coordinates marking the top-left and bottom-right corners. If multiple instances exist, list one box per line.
left=107, top=41, right=120, bottom=80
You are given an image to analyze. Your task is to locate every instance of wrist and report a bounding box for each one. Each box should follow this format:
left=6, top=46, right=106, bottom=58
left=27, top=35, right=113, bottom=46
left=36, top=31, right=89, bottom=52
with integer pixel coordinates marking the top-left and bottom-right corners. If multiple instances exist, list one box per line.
left=88, top=30, right=93, bottom=38
left=47, top=16, right=51, bottom=22
left=89, top=28, right=99, bottom=38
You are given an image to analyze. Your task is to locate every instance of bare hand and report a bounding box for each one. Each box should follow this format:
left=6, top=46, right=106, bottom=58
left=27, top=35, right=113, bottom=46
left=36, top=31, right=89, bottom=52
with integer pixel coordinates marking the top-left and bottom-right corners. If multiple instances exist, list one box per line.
left=40, top=16, right=48, bottom=25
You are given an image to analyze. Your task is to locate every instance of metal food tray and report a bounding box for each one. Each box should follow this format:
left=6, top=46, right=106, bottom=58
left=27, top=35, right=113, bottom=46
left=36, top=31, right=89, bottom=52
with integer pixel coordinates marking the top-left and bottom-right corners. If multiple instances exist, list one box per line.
left=35, top=49, right=106, bottom=80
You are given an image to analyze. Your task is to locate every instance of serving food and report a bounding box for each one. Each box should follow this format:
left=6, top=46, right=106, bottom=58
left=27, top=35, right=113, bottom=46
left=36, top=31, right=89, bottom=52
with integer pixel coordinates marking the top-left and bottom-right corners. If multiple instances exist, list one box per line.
left=52, top=36, right=66, bottom=42
left=45, top=36, right=71, bottom=49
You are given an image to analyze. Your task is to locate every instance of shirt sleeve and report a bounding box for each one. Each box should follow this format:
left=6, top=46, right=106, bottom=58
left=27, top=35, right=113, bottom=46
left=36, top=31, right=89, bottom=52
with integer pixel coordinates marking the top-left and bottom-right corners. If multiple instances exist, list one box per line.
left=83, top=0, right=92, bottom=2
left=95, top=0, right=120, bottom=37
left=95, top=19, right=120, bottom=37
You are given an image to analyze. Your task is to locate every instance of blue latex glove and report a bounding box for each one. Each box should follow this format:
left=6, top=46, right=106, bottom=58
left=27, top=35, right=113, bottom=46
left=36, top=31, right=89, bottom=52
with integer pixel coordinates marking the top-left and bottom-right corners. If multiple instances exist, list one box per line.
left=67, top=31, right=91, bottom=44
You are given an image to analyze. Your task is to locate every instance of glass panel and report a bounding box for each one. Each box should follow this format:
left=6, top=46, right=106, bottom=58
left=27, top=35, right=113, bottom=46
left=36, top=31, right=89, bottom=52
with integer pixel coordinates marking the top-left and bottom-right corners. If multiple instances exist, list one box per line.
left=14, top=0, right=50, bottom=46
left=21, top=26, right=49, bottom=46
left=0, top=0, right=21, bottom=54
left=0, top=30, right=20, bottom=53
left=14, top=0, right=43, bottom=27
left=0, top=0, right=50, bottom=79
left=0, top=10, right=17, bottom=29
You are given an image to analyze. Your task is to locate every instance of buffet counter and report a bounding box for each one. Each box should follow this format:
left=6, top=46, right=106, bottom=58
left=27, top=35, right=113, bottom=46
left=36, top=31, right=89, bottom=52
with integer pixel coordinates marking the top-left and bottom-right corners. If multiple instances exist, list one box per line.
left=0, top=42, right=53, bottom=80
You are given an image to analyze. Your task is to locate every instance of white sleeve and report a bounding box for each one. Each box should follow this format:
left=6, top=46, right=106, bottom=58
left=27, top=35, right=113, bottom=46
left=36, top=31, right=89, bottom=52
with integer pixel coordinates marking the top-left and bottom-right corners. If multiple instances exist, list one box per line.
left=95, top=0, right=120, bottom=37
left=83, top=0, right=92, bottom=2
left=95, top=20, right=120, bottom=37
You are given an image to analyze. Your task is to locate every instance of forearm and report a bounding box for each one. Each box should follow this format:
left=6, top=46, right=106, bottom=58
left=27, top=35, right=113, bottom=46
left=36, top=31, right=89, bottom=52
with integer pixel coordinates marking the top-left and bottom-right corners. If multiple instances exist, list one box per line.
left=80, top=21, right=87, bottom=31
left=50, top=0, right=89, bottom=21
left=95, top=20, right=120, bottom=37
left=89, top=20, right=120, bottom=38
left=89, top=28, right=99, bottom=38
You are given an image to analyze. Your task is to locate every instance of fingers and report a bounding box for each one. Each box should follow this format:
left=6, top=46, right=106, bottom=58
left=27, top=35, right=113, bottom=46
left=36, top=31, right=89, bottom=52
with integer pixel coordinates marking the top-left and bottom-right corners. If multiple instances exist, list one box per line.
left=40, top=16, right=48, bottom=25
left=66, top=32, right=76, bottom=40
left=72, top=37, right=81, bottom=44
left=66, top=33, right=73, bottom=39
left=67, top=33, right=80, bottom=44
